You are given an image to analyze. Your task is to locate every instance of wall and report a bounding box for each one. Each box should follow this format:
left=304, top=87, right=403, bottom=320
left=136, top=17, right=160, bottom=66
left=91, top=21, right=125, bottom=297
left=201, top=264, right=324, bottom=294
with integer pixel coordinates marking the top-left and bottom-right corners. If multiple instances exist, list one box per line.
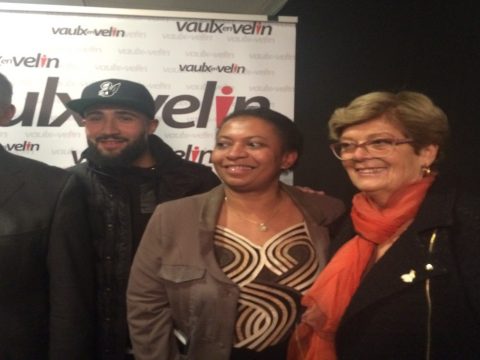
left=0, top=4, right=296, bottom=180
left=279, top=1, right=480, bottom=203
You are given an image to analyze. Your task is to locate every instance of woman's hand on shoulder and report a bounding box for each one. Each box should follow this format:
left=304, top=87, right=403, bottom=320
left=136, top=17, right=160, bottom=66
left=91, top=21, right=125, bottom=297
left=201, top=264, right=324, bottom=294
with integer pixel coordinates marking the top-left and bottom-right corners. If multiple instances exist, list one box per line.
left=295, top=185, right=325, bottom=195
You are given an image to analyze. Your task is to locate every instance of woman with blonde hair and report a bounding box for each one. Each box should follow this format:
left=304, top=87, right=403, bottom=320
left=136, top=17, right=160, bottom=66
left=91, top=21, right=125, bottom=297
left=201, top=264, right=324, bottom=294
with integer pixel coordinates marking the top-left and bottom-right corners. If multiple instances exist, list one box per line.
left=290, top=91, right=480, bottom=359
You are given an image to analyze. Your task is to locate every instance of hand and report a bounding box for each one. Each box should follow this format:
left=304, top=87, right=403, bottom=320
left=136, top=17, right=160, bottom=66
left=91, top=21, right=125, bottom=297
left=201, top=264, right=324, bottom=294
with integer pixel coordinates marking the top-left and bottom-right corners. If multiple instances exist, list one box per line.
left=295, top=186, right=325, bottom=195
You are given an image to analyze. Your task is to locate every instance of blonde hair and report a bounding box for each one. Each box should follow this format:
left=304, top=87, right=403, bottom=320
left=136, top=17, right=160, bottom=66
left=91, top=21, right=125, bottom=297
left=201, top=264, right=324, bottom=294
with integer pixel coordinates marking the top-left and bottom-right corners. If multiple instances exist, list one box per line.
left=328, top=91, right=449, bottom=158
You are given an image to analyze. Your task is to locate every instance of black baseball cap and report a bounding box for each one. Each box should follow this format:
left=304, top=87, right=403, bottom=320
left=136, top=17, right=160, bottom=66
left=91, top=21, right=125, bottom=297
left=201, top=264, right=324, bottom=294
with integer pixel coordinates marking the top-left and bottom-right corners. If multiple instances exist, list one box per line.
left=67, top=79, right=156, bottom=118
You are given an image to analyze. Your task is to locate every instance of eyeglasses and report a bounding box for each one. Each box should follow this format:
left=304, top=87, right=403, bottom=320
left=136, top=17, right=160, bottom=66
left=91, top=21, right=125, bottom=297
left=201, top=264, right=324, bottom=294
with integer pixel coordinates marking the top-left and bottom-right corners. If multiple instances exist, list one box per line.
left=330, top=138, right=414, bottom=160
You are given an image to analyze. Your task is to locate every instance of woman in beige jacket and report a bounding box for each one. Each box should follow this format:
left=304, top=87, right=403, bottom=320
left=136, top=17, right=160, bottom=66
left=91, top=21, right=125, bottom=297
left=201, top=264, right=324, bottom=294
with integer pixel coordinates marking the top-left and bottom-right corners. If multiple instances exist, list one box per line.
left=127, top=108, right=344, bottom=360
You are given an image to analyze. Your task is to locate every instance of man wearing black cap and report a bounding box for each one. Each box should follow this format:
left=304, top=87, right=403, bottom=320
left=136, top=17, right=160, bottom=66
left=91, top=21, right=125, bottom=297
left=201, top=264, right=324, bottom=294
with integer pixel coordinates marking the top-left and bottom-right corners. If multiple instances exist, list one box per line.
left=67, top=79, right=220, bottom=360
left=0, top=73, right=96, bottom=359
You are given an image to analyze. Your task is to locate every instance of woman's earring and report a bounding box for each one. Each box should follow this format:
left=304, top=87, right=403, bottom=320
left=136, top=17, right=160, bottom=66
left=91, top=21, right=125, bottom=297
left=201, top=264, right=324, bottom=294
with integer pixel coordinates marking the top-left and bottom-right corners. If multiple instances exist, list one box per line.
left=421, top=165, right=432, bottom=176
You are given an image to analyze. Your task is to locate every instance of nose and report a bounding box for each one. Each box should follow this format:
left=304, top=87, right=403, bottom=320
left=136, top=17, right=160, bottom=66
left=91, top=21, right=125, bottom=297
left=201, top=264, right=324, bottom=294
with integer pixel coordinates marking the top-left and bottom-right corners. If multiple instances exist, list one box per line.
left=226, top=143, right=247, bottom=158
left=101, top=117, right=120, bottom=135
left=350, top=144, right=371, bottom=160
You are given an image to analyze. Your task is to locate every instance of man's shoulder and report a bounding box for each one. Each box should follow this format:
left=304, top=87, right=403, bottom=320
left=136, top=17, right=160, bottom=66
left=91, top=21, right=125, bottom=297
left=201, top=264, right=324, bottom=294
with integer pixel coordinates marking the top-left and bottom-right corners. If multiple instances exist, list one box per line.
left=3, top=151, right=68, bottom=178
left=161, top=156, right=220, bottom=188
left=1, top=151, right=75, bottom=196
left=155, top=185, right=221, bottom=212
left=150, top=135, right=216, bottom=175
left=173, top=157, right=215, bottom=174
left=67, top=161, right=89, bottom=176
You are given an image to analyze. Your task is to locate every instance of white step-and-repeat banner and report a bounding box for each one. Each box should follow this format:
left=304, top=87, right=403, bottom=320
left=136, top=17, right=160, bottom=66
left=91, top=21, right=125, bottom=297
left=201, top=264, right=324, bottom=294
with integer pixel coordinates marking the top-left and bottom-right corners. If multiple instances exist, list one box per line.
left=0, top=3, right=296, bottom=178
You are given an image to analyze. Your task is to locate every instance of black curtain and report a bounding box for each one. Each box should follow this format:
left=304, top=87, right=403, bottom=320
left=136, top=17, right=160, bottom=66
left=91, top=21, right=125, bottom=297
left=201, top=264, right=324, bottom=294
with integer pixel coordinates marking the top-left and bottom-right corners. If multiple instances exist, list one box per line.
left=279, top=0, right=480, bottom=204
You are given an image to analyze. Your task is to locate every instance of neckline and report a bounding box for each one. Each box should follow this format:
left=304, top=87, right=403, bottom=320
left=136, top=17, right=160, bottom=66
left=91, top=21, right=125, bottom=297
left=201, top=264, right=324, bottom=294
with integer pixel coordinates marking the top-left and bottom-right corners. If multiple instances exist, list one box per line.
left=215, top=222, right=307, bottom=249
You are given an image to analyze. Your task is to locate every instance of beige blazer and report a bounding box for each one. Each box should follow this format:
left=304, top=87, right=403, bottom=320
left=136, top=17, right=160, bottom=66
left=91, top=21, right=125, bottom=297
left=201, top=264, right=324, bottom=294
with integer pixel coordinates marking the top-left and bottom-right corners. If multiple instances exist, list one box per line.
left=127, top=184, right=344, bottom=360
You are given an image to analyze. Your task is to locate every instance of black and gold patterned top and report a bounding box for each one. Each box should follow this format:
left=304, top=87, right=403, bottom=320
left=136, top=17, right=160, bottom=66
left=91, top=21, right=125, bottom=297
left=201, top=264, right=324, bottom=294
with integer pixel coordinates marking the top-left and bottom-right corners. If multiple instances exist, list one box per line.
left=214, top=222, right=320, bottom=355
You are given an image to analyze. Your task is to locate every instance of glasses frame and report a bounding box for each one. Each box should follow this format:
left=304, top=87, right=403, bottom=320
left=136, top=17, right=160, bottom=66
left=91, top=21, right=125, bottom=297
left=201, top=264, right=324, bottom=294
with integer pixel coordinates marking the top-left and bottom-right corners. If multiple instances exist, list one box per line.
left=330, top=138, right=414, bottom=160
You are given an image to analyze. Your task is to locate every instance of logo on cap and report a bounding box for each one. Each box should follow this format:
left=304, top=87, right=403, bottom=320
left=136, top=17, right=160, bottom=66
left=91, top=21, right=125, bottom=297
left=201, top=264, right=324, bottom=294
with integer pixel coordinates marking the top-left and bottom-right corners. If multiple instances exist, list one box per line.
left=98, top=81, right=121, bottom=97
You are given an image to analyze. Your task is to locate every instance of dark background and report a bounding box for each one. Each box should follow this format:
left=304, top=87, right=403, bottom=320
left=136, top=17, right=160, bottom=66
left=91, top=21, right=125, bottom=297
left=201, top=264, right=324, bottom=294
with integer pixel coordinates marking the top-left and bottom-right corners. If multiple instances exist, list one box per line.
left=278, top=1, right=479, bottom=204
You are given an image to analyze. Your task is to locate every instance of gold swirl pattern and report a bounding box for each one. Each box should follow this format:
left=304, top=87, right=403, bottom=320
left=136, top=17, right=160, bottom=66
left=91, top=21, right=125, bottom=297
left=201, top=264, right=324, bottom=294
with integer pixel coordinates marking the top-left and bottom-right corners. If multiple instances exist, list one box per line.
left=214, top=223, right=319, bottom=351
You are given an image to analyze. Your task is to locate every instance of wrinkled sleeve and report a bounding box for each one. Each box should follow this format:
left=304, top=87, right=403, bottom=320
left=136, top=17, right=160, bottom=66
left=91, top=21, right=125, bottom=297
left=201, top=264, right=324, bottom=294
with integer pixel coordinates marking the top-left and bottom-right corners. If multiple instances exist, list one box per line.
left=48, top=174, right=96, bottom=359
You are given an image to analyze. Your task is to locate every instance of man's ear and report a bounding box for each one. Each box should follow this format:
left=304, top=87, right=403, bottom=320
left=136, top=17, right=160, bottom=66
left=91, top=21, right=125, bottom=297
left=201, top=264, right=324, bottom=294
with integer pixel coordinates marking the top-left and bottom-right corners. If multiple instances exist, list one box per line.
left=148, top=119, right=159, bottom=134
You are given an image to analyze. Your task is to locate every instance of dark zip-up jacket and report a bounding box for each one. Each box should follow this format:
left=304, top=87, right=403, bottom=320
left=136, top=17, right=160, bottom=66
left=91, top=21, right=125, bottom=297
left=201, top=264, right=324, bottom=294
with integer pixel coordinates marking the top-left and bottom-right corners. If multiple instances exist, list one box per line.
left=69, top=135, right=220, bottom=360
left=331, top=175, right=480, bottom=359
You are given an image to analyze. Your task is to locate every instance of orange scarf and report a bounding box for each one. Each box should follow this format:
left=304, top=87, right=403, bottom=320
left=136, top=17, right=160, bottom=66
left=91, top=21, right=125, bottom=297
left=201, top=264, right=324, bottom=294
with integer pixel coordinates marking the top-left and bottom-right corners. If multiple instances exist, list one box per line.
left=288, top=176, right=435, bottom=360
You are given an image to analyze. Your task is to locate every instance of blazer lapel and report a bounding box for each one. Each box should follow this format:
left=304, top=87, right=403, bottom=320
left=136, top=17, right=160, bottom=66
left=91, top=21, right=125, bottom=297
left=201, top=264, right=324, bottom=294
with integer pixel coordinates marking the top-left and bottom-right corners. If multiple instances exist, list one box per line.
left=341, top=226, right=434, bottom=321
left=197, top=185, right=237, bottom=287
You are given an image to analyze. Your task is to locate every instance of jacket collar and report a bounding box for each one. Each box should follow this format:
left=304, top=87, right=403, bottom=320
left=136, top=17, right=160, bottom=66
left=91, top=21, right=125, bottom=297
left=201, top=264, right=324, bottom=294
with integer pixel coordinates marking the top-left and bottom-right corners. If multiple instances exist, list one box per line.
left=196, top=185, right=237, bottom=286
left=199, top=185, right=226, bottom=232
left=409, top=175, right=455, bottom=231
left=196, top=183, right=338, bottom=233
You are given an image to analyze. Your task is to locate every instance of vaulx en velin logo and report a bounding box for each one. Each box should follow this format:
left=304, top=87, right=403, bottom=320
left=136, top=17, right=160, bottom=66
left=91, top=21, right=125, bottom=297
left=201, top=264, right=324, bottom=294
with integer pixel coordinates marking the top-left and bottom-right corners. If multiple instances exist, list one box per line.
left=98, top=81, right=121, bottom=97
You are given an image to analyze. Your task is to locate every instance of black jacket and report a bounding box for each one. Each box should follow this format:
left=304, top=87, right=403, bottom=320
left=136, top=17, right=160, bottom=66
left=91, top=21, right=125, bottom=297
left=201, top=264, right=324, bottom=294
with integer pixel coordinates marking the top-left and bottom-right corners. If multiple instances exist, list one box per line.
left=331, top=175, right=480, bottom=359
left=69, top=135, right=220, bottom=360
left=0, top=147, right=96, bottom=359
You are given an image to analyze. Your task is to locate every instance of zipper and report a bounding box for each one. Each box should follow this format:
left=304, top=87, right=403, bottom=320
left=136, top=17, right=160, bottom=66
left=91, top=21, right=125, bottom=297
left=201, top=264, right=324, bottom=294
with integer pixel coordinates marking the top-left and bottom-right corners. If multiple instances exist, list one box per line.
left=424, top=229, right=437, bottom=360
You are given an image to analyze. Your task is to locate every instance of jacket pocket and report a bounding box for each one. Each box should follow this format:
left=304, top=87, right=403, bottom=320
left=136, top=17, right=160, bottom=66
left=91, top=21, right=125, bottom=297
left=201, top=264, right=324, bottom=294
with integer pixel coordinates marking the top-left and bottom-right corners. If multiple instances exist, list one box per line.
left=158, top=264, right=206, bottom=284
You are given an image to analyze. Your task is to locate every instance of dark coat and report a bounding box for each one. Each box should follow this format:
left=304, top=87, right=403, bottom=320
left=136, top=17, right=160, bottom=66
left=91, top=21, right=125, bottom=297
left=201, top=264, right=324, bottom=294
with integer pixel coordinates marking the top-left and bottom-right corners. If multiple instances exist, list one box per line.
left=69, top=135, right=220, bottom=360
left=0, top=147, right=96, bottom=359
left=332, top=176, right=480, bottom=360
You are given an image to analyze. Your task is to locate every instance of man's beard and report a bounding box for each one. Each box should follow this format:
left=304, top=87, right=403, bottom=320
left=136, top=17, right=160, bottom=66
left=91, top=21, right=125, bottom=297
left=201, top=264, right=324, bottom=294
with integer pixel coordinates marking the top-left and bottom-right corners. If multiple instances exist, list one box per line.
left=87, top=134, right=150, bottom=168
